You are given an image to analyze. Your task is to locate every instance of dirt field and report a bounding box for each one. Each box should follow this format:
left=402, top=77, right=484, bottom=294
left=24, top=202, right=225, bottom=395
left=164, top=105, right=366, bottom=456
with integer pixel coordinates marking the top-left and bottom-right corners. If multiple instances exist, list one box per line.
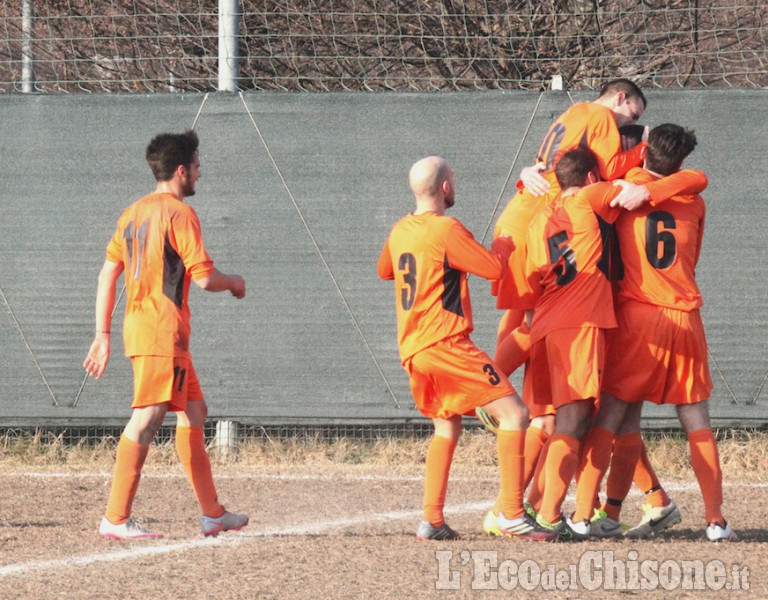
left=0, top=435, right=765, bottom=599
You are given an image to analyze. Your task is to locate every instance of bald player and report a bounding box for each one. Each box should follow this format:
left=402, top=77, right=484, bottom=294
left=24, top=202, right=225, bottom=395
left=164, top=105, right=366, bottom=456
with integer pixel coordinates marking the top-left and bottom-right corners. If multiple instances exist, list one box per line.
left=377, top=156, right=552, bottom=541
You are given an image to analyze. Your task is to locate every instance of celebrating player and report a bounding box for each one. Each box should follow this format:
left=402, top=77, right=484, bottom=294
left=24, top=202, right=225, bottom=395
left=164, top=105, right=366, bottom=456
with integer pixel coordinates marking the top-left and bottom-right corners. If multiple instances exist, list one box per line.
left=481, top=79, right=707, bottom=535
left=84, top=130, right=249, bottom=540
left=377, top=156, right=551, bottom=541
left=572, top=124, right=738, bottom=542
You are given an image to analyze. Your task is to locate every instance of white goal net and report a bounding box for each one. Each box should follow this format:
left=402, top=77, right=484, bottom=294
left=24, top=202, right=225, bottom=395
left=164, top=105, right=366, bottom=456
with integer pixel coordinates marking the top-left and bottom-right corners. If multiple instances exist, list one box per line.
left=1, top=1, right=766, bottom=93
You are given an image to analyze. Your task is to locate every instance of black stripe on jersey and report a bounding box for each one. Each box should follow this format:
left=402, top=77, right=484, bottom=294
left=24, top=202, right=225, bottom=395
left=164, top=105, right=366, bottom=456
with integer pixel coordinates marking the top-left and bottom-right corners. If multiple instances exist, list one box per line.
left=595, top=211, right=624, bottom=281
left=163, top=232, right=185, bottom=309
left=442, top=255, right=464, bottom=317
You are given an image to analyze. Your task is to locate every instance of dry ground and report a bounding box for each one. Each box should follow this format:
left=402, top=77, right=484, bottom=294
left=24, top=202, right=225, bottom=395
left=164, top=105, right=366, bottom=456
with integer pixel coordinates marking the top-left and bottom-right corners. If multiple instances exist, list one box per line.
left=0, top=430, right=766, bottom=599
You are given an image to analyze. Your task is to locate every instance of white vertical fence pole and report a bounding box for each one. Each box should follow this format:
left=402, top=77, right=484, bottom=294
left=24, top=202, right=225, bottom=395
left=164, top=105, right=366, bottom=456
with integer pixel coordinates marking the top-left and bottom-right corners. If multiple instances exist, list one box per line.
left=218, top=0, right=240, bottom=92
left=22, top=0, right=34, bottom=93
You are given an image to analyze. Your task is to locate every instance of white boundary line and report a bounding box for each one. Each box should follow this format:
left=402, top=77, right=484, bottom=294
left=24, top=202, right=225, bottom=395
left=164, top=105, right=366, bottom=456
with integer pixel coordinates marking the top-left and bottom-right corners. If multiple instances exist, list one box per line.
left=0, top=503, right=485, bottom=578
left=5, top=471, right=768, bottom=487
left=0, top=477, right=763, bottom=579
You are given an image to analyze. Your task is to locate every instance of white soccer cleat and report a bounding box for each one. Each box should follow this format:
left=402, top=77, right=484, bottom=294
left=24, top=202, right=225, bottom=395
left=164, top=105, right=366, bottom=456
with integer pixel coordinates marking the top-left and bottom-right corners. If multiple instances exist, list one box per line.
left=706, top=521, right=738, bottom=542
left=99, top=517, right=163, bottom=540
left=201, top=509, right=249, bottom=536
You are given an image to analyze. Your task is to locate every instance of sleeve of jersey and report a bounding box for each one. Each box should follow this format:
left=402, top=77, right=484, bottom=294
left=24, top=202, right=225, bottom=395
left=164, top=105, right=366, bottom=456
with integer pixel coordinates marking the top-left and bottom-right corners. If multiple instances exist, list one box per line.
left=105, top=225, right=124, bottom=264
left=647, top=170, right=708, bottom=206
left=376, top=236, right=395, bottom=280
left=591, top=113, right=645, bottom=180
left=445, top=220, right=513, bottom=281
left=585, top=182, right=623, bottom=223
left=176, top=208, right=214, bottom=280
left=694, top=202, right=706, bottom=266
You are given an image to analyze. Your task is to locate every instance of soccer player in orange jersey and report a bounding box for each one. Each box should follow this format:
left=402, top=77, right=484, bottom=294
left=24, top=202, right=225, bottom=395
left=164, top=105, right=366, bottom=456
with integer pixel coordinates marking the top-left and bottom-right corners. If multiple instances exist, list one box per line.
left=84, top=130, right=249, bottom=540
left=486, top=81, right=647, bottom=521
left=377, top=156, right=552, bottom=541
left=521, top=147, right=626, bottom=540
left=572, top=124, right=738, bottom=542
left=484, top=81, right=708, bottom=533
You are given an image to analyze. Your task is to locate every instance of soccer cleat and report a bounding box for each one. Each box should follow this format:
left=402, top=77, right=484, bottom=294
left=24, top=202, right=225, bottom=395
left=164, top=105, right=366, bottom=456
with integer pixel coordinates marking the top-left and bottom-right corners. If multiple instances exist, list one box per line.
left=202, top=509, right=250, bottom=536
left=416, top=520, right=460, bottom=540
left=566, top=515, right=591, bottom=538
left=475, top=406, right=499, bottom=435
left=483, top=510, right=501, bottom=536
left=524, top=501, right=537, bottom=520
left=706, top=521, right=738, bottom=542
left=535, top=512, right=589, bottom=542
left=498, top=511, right=556, bottom=541
left=590, top=508, right=623, bottom=538
left=624, top=500, right=681, bottom=539
left=99, top=517, right=163, bottom=541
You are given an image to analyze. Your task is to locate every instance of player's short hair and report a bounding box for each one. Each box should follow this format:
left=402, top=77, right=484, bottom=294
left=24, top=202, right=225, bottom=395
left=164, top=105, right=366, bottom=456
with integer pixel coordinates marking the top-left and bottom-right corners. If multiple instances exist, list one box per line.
left=554, top=147, right=599, bottom=190
left=645, top=123, right=697, bottom=175
left=599, top=78, right=647, bottom=109
left=145, top=130, right=199, bottom=182
left=619, top=124, right=645, bottom=148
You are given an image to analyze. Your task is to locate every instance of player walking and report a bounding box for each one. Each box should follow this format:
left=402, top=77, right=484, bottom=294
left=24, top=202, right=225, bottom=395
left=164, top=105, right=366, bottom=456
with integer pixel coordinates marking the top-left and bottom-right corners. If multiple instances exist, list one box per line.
left=84, top=130, right=249, bottom=540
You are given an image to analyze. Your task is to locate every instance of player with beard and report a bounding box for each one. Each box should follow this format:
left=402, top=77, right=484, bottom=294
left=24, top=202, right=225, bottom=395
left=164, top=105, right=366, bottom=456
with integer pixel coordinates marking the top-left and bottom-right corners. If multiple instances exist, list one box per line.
left=84, top=130, right=249, bottom=540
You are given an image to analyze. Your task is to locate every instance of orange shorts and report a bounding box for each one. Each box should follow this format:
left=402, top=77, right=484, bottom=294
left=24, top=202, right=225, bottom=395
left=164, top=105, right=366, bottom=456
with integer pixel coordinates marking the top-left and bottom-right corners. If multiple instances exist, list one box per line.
left=131, top=355, right=204, bottom=411
left=602, top=301, right=713, bottom=405
left=521, top=359, right=556, bottom=418
left=404, top=334, right=517, bottom=420
left=528, top=327, right=605, bottom=410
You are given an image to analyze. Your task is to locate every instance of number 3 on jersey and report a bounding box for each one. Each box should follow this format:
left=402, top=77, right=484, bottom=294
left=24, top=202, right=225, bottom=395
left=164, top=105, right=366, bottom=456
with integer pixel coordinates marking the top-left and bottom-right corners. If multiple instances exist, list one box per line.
left=398, top=253, right=417, bottom=310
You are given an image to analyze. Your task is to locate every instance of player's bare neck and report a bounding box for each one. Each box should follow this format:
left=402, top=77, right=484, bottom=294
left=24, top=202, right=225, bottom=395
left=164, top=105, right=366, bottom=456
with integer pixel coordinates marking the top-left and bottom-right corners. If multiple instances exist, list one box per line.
left=154, top=180, right=185, bottom=202
left=413, top=198, right=444, bottom=216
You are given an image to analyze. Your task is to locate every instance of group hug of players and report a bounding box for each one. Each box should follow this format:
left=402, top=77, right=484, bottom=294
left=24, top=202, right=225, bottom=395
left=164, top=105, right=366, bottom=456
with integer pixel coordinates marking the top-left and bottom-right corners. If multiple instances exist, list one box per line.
left=377, top=78, right=737, bottom=543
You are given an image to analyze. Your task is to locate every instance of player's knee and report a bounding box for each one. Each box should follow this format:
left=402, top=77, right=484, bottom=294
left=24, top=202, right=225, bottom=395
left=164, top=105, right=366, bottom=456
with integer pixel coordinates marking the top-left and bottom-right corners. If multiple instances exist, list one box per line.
left=487, top=394, right=529, bottom=430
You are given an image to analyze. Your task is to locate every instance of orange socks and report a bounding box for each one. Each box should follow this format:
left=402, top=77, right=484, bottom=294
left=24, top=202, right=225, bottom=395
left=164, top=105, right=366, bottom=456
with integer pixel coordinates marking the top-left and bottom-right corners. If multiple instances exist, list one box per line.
left=634, top=444, right=670, bottom=508
left=523, top=426, right=549, bottom=489
left=423, top=435, right=457, bottom=526
left=539, top=434, right=580, bottom=524
left=688, top=428, right=724, bottom=524
left=573, top=427, right=614, bottom=522
left=525, top=436, right=552, bottom=512
left=176, top=426, right=224, bottom=518
left=497, top=430, right=526, bottom=520
left=603, top=432, right=644, bottom=521
left=105, top=434, right=149, bottom=525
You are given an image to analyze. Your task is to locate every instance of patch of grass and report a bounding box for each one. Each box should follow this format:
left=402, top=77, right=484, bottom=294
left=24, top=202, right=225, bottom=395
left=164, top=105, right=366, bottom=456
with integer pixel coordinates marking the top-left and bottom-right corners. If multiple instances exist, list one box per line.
left=2, top=427, right=767, bottom=481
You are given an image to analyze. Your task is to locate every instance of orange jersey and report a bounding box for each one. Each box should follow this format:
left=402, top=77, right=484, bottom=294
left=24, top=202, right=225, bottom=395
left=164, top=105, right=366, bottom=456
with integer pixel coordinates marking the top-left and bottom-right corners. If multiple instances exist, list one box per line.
left=534, top=102, right=645, bottom=183
left=525, top=182, right=622, bottom=343
left=615, top=168, right=706, bottom=310
left=645, top=169, right=708, bottom=206
left=106, top=192, right=215, bottom=357
left=493, top=102, right=645, bottom=309
left=377, top=212, right=514, bottom=362
left=491, top=186, right=559, bottom=309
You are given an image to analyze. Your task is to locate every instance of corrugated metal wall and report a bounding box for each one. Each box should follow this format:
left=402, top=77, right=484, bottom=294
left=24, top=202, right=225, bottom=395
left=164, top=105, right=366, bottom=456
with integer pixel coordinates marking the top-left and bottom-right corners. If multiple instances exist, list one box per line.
left=1, top=90, right=766, bottom=428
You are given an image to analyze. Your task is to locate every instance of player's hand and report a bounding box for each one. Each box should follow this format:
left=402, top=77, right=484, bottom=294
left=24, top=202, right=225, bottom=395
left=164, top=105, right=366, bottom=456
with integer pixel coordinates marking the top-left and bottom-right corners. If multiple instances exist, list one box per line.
left=229, top=275, right=246, bottom=299
left=519, top=162, right=550, bottom=197
left=610, top=180, right=651, bottom=211
left=83, top=335, right=111, bottom=379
